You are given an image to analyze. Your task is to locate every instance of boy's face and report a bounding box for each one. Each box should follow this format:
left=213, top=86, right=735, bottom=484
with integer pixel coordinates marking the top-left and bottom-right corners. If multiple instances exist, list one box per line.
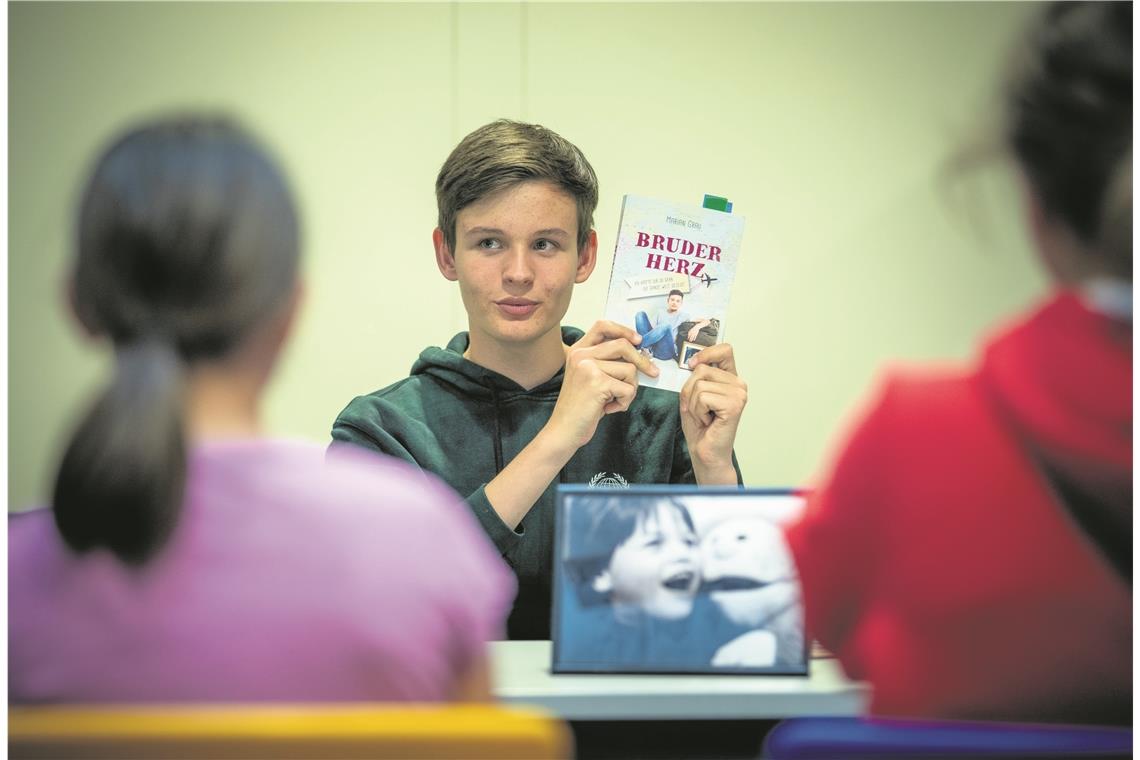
left=666, top=294, right=683, bottom=313
left=597, top=502, right=701, bottom=620
left=434, top=180, right=596, bottom=352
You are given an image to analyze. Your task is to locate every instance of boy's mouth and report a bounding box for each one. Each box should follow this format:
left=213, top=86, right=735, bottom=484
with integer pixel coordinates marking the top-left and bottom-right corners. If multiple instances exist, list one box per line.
left=496, top=298, right=539, bottom=317
left=661, top=570, right=696, bottom=591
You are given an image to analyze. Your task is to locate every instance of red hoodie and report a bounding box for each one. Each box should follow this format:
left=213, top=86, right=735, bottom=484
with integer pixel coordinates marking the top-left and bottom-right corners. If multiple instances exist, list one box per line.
left=786, top=290, right=1131, bottom=724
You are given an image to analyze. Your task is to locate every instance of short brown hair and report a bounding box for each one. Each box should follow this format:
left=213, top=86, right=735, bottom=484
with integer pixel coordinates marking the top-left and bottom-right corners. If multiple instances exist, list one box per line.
left=435, top=119, right=599, bottom=252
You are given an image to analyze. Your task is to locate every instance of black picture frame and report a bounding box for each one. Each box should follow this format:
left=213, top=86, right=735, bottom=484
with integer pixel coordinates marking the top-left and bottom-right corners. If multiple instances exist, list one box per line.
left=551, top=485, right=809, bottom=675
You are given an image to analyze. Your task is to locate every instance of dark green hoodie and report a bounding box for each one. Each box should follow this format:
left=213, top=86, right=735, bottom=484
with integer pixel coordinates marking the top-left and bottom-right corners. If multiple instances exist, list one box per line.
left=331, top=327, right=739, bottom=639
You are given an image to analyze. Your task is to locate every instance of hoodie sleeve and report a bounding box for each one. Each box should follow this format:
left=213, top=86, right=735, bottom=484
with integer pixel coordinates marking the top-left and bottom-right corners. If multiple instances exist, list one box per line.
left=330, top=413, right=402, bottom=459
left=331, top=411, right=524, bottom=557
left=463, top=486, right=525, bottom=556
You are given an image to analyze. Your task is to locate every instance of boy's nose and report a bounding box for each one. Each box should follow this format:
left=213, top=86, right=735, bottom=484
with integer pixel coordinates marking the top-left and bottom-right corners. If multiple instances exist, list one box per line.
left=502, top=247, right=535, bottom=284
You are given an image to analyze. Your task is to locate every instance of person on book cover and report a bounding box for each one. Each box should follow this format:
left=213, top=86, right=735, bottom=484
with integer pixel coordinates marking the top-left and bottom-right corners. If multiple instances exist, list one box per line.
left=330, top=119, right=748, bottom=640
left=786, top=1, right=1130, bottom=724
left=634, top=289, right=713, bottom=362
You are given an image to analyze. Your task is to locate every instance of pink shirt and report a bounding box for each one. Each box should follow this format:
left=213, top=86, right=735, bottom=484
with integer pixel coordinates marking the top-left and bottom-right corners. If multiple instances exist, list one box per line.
left=9, top=439, right=514, bottom=703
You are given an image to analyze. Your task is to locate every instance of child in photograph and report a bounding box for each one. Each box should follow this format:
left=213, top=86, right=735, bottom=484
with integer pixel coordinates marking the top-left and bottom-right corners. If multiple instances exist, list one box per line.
left=560, top=495, right=721, bottom=668
left=700, top=516, right=804, bottom=668
left=8, top=116, right=513, bottom=703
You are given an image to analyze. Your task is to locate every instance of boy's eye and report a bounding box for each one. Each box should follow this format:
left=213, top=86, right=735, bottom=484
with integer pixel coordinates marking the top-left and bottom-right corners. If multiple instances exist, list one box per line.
left=642, top=535, right=664, bottom=549
left=533, top=239, right=559, bottom=253
left=477, top=238, right=502, bottom=250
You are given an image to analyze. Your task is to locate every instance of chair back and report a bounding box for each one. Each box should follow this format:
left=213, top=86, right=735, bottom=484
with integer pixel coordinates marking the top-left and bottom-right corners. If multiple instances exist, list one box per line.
left=9, top=703, right=572, bottom=760
left=763, top=716, right=1132, bottom=759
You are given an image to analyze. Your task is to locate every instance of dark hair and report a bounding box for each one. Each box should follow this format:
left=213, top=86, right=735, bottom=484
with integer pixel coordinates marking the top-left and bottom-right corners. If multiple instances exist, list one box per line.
left=563, top=495, right=696, bottom=606
left=53, top=116, right=300, bottom=565
left=1005, top=2, right=1131, bottom=277
left=435, top=119, right=599, bottom=253
left=667, top=289, right=684, bottom=299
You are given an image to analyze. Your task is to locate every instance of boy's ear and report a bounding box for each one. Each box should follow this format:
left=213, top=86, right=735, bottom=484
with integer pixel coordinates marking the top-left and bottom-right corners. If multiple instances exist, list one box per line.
left=574, top=229, right=598, bottom=284
left=591, top=568, right=613, bottom=595
left=433, top=228, right=459, bottom=282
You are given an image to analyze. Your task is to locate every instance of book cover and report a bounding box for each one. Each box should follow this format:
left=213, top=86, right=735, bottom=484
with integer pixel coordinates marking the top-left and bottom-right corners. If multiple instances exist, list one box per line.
left=603, top=194, right=745, bottom=392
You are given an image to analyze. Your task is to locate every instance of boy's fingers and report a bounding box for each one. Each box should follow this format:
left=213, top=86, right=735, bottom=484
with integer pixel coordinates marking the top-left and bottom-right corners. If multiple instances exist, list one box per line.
left=594, top=359, right=639, bottom=387
left=683, top=379, right=747, bottom=421
left=579, top=319, right=643, bottom=348
left=602, top=374, right=638, bottom=414
left=687, top=343, right=737, bottom=374
left=566, top=357, right=639, bottom=405
left=572, top=338, right=658, bottom=377
left=684, top=364, right=745, bottom=388
left=687, top=384, right=722, bottom=420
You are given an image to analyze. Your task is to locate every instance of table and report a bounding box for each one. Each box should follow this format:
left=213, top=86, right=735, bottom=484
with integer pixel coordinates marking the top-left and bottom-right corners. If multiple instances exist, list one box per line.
left=491, top=640, right=869, bottom=721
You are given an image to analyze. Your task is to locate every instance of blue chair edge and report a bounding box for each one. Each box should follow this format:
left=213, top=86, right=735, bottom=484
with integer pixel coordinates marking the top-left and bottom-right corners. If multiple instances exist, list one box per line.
left=761, top=716, right=1133, bottom=759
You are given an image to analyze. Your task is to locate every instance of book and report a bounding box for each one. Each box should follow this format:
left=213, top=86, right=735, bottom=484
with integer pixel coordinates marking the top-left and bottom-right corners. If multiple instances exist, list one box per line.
left=603, top=194, right=745, bottom=392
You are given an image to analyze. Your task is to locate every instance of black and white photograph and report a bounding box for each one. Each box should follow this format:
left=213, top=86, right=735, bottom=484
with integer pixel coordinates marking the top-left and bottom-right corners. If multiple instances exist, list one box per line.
left=553, top=486, right=808, bottom=675
left=679, top=341, right=706, bottom=370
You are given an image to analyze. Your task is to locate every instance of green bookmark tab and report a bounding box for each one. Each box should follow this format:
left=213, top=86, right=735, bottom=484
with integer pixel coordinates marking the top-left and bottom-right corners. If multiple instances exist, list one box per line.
left=702, top=194, right=733, bottom=213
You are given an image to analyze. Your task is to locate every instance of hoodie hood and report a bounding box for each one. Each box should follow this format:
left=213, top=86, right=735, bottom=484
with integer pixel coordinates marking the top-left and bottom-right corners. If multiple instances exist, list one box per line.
left=409, top=327, right=584, bottom=401
left=408, top=326, right=585, bottom=476
left=979, top=290, right=1131, bottom=504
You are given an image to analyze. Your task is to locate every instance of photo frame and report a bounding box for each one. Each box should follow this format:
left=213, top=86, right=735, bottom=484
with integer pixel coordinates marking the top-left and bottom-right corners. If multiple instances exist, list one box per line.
left=679, top=341, right=705, bottom=369
left=552, top=485, right=809, bottom=675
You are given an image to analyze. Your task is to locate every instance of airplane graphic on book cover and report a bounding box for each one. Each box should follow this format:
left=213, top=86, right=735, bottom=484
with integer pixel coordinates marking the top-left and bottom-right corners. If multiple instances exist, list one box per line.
left=603, top=194, right=745, bottom=393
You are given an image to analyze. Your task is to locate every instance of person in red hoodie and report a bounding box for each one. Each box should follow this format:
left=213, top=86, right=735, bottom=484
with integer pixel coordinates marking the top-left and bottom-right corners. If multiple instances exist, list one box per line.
left=786, top=1, right=1131, bottom=725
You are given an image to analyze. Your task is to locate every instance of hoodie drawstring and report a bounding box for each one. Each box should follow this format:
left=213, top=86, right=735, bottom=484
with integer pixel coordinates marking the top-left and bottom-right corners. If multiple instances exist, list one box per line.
left=489, top=383, right=568, bottom=486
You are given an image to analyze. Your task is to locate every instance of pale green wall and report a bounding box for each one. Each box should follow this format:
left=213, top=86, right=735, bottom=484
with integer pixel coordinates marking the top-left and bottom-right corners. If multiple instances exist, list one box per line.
left=9, top=1, right=1047, bottom=510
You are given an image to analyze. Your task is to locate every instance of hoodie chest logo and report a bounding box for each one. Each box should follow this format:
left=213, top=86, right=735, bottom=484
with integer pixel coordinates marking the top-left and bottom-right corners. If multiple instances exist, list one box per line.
left=588, top=472, right=630, bottom=489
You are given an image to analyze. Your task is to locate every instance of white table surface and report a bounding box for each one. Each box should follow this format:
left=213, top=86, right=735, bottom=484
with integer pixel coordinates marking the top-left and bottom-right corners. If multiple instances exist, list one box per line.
left=490, top=640, right=869, bottom=721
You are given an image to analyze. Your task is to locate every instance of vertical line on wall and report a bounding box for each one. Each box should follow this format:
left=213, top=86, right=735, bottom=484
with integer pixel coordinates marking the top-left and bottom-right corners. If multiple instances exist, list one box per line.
left=519, top=1, right=528, bottom=120
left=449, top=1, right=462, bottom=333
left=450, top=2, right=459, bottom=142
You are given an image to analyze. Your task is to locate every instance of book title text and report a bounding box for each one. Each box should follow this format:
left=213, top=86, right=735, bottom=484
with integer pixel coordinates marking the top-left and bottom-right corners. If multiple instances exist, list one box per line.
left=634, top=231, right=720, bottom=277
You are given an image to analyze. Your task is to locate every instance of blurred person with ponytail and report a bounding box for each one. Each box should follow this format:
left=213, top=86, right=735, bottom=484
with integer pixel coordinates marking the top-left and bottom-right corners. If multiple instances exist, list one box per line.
left=9, top=117, right=512, bottom=702
left=787, top=2, right=1131, bottom=724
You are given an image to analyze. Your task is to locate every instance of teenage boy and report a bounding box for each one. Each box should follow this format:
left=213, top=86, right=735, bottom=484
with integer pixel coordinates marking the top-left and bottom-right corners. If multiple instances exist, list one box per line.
left=332, top=120, right=748, bottom=639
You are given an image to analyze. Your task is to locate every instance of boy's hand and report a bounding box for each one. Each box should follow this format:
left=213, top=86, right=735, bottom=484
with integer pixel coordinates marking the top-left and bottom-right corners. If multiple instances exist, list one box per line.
left=543, top=320, right=658, bottom=454
left=484, top=322, right=656, bottom=531
left=679, top=342, right=747, bottom=485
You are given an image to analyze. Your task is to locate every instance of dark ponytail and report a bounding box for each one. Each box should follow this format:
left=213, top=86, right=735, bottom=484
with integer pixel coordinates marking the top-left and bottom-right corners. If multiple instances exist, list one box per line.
left=53, top=340, right=186, bottom=564
left=53, top=117, right=299, bottom=564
